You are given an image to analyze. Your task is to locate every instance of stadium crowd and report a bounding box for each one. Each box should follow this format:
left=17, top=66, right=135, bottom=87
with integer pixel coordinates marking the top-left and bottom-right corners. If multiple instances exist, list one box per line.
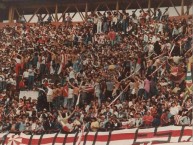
left=0, top=9, right=192, bottom=134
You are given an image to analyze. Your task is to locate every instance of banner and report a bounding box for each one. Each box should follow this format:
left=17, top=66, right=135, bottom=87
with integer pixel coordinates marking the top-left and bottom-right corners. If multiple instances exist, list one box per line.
left=19, top=91, right=39, bottom=100
left=186, top=62, right=193, bottom=94
left=0, top=126, right=192, bottom=145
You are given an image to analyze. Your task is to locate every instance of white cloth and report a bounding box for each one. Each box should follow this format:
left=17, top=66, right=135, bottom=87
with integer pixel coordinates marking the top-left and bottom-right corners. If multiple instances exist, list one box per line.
left=170, top=106, right=179, bottom=116
left=68, top=88, right=74, bottom=99
left=23, top=71, right=29, bottom=78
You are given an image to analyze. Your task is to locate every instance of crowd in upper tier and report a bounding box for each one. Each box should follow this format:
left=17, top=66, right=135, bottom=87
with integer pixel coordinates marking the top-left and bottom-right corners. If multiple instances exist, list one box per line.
left=0, top=9, right=192, bottom=134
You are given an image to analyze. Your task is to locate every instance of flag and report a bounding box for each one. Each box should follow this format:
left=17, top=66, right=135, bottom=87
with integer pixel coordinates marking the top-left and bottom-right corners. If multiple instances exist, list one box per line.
left=4, top=134, right=22, bottom=145
left=76, top=124, right=85, bottom=145
left=83, top=86, right=94, bottom=93
left=170, top=67, right=178, bottom=76
left=0, top=132, right=8, bottom=142
left=76, top=81, right=83, bottom=106
left=62, top=85, right=68, bottom=97
left=1, top=126, right=192, bottom=145
left=169, top=66, right=185, bottom=83
left=185, top=62, right=193, bottom=94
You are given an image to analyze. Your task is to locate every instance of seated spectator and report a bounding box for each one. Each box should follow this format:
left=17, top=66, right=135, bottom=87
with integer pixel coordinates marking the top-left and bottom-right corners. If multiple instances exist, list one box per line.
left=161, top=110, right=170, bottom=126
left=90, top=117, right=99, bottom=132
left=179, top=112, right=190, bottom=125
left=134, top=113, right=143, bottom=128
left=143, top=111, right=153, bottom=127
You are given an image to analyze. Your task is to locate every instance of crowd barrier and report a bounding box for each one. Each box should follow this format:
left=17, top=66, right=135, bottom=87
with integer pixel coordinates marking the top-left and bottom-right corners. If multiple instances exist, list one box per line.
left=0, top=126, right=192, bottom=145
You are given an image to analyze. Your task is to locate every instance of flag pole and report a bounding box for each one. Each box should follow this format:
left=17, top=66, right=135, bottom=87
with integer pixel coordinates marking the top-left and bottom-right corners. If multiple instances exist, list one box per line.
left=76, top=81, right=83, bottom=106
left=108, top=68, right=141, bottom=107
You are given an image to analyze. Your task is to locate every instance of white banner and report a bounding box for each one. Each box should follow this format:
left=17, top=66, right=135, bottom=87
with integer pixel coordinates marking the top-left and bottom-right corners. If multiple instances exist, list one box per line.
left=0, top=126, right=192, bottom=145
left=19, top=91, right=39, bottom=100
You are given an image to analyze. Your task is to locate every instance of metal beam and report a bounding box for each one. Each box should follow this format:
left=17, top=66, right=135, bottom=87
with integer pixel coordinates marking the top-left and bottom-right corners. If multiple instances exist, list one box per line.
left=15, top=8, right=20, bottom=17
left=148, top=0, right=151, bottom=12
left=169, top=0, right=181, bottom=16
left=72, top=12, right=77, bottom=18
left=75, top=6, right=85, bottom=21
left=181, top=0, right=184, bottom=15
left=116, top=1, right=119, bottom=13
left=136, top=0, right=145, bottom=13
left=105, top=3, right=111, bottom=12
left=162, top=7, right=170, bottom=15
left=85, top=2, right=88, bottom=21
left=42, top=14, right=47, bottom=21
left=94, top=4, right=100, bottom=13
left=58, top=6, right=69, bottom=22
left=55, top=3, right=58, bottom=22
left=44, top=7, right=56, bottom=21
left=125, top=0, right=133, bottom=10
left=155, top=0, right=165, bottom=12
left=148, top=0, right=154, bottom=18
left=28, top=7, right=40, bottom=22
left=51, top=14, right=56, bottom=21
left=185, top=3, right=192, bottom=15
left=152, top=0, right=164, bottom=17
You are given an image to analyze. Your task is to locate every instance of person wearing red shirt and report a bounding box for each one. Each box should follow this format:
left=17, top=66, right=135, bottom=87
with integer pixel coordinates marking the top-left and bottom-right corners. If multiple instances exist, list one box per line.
left=143, top=111, right=154, bottom=127
left=62, top=83, right=68, bottom=108
left=19, top=78, right=25, bottom=90
left=150, top=104, right=158, bottom=117
left=161, top=110, right=170, bottom=126
left=108, top=29, right=116, bottom=46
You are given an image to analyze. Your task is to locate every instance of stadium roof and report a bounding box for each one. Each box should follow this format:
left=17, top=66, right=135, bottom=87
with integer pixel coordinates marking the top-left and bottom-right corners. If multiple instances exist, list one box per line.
left=0, top=0, right=191, bottom=22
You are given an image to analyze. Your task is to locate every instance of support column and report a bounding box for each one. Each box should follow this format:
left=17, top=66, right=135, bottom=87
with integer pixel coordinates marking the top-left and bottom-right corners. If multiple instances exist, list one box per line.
left=55, top=3, right=58, bottom=22
left=8, top=6, right=14, bottom=23
left=181, top=0, right=184, bottom=15
left=63, top=13, right=66, bottom=22
left=85, top=2, right=88, bottom=21
left=116, top=1, right=119, bottom=13
left=148, top=0, right=151, bottom=13
left=186, top=5, right=190, bottom=15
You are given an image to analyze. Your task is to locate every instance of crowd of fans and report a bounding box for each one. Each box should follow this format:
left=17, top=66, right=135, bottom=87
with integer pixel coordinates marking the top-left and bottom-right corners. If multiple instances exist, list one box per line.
left=0, top=9, right=192, bottom=135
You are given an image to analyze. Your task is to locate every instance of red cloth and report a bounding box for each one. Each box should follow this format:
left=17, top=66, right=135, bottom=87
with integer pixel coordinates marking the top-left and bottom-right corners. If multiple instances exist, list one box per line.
left=143, top=115, right=153, bottom=125
left=19, top=80, right=25, bottom=89
left=62, top=85, right=68, bottom=97
left=15, top=63, right=21, bottom=76
left=108, top=31, right=116, bottom=40
left=63, top=126, right=70, bottom=132
left=44, top=82, right=49, bottom=87
left=161, top=113, right=168, bottom=125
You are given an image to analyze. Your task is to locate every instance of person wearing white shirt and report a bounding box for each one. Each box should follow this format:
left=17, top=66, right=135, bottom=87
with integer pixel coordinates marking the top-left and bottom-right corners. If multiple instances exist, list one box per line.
left=69, top=68, right=75, bottom=79
left=144, top=33, right=149, bottom=43
left=112, top=14, right=118, bottom=31
left=138, top=79, right=145, bottom=98
left=170, top=103, right=179, bottom=116
left=97, top=12, right=102, bottom=33
left=158, top=22, right=163, bottom=34
left=127, top=115, right=135, bottom=128
left=23, top=70, right=29, bottom=79
left=47, top=85, right=53, bottom=103
left=134, top=113, right=143, bottom=128
left=172, top=26, right=179, bottom=38
left=179, top=114, right=190, bottom=125
left=67, top=87, right=74, bottom=110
